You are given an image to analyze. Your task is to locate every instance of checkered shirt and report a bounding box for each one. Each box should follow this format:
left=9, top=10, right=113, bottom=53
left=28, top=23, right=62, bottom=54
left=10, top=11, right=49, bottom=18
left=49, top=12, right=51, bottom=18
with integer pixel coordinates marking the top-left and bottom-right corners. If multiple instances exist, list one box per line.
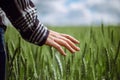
left=0, top=0, right=49, bottom=46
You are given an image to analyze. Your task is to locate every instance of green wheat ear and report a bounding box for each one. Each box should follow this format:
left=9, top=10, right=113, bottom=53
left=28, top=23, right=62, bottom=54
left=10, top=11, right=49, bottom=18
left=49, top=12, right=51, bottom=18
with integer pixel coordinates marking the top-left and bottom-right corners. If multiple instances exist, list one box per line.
left=6, top=26, right=120, bottom=80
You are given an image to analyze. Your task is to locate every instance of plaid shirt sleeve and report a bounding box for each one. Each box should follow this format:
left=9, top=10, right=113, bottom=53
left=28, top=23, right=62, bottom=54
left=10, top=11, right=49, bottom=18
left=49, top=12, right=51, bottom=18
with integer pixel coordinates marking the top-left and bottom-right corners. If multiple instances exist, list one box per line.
left=0, top=0, right=49, bottom=46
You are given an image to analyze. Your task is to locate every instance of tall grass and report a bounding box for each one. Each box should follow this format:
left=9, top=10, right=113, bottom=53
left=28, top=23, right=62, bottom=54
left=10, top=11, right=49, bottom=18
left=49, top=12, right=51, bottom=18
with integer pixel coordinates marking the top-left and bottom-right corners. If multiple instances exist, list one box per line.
left=5, top=25, right=120, bottom=80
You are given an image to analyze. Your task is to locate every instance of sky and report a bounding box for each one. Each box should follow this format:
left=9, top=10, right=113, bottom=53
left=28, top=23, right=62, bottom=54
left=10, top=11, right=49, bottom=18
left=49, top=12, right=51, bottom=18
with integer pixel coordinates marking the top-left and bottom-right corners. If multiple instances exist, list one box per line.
left=32, top=0, right=120, bottom=26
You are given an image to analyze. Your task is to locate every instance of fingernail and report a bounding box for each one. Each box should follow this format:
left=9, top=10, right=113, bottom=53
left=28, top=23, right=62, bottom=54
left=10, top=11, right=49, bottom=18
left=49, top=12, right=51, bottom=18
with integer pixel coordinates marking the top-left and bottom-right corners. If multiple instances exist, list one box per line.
left=75, top=47, right=79, bottom=51
left=63, top=53, right=67, bottom=56
left=64, top=54, right=67, bottom=56
left=76, top=41, right=80, bottom=44
left=72, top=50, right=76, bottom=53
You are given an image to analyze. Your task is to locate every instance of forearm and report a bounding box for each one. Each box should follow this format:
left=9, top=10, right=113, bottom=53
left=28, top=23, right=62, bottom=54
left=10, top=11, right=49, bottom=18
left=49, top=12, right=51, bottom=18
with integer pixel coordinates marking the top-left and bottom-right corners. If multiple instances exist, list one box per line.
left=0, top=0, right=49, bottom=46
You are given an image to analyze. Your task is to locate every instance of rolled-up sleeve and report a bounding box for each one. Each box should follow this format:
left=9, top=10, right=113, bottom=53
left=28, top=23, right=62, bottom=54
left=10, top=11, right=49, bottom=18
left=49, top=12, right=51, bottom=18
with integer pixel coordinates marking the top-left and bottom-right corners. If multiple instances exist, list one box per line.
left=0, top=0, right=49, bottom=46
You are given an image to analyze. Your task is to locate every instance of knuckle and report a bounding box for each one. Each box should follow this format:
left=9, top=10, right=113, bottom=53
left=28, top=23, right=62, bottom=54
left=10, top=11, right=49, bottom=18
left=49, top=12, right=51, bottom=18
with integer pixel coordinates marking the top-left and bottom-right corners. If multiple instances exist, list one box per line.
left=64, top=42, right=68, bottom=46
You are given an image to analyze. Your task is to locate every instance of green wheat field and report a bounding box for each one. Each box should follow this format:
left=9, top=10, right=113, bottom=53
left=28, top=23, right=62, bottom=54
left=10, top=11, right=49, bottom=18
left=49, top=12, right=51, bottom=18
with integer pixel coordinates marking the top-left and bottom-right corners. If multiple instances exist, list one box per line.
left=5, top=24, right=120, bottom=80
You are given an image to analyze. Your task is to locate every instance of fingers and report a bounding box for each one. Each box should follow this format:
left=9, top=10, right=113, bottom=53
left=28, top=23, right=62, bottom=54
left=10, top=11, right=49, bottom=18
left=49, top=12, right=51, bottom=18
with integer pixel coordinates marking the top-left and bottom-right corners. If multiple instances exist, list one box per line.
left=45, top=36, right=66, bottom=56
left=45, top=30, right=80, bottom=56
left=54, top=38, right=76, bottom=53
left=58, top=36, right=80, bottom=51
left=52, top=41, right=66, bottom=56
left=60, top=34, right=80, bottom=44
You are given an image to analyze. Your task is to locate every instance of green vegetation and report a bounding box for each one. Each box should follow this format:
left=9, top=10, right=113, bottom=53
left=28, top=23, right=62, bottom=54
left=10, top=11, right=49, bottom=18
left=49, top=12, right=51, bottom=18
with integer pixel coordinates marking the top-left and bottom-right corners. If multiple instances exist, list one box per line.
left=5, top=25, right=120, bottom=80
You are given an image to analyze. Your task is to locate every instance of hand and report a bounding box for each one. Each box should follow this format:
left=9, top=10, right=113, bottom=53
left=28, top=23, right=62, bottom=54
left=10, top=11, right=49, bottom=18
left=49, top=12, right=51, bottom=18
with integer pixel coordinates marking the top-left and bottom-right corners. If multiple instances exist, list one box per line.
left=45, top=30, right=80, bottom=56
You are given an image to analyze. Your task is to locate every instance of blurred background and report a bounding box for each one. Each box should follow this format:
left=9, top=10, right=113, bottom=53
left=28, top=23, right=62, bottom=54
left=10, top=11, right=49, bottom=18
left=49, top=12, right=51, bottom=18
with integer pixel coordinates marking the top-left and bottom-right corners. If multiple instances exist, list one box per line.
left=5, top=0, right=120, bottom=79
left=31, top=0, right=120, bottom=26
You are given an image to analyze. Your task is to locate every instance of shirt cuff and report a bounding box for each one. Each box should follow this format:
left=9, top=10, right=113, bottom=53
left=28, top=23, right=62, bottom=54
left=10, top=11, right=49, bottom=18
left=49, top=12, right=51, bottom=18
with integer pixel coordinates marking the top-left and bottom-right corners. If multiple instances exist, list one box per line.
left=38, top=29, right=49, bottom=46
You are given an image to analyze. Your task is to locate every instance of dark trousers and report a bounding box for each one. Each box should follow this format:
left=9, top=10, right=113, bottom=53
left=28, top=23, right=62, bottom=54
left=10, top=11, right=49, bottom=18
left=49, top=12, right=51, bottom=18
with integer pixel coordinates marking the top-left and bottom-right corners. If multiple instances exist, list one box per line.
left=0, top=27, right=6, bottom=80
